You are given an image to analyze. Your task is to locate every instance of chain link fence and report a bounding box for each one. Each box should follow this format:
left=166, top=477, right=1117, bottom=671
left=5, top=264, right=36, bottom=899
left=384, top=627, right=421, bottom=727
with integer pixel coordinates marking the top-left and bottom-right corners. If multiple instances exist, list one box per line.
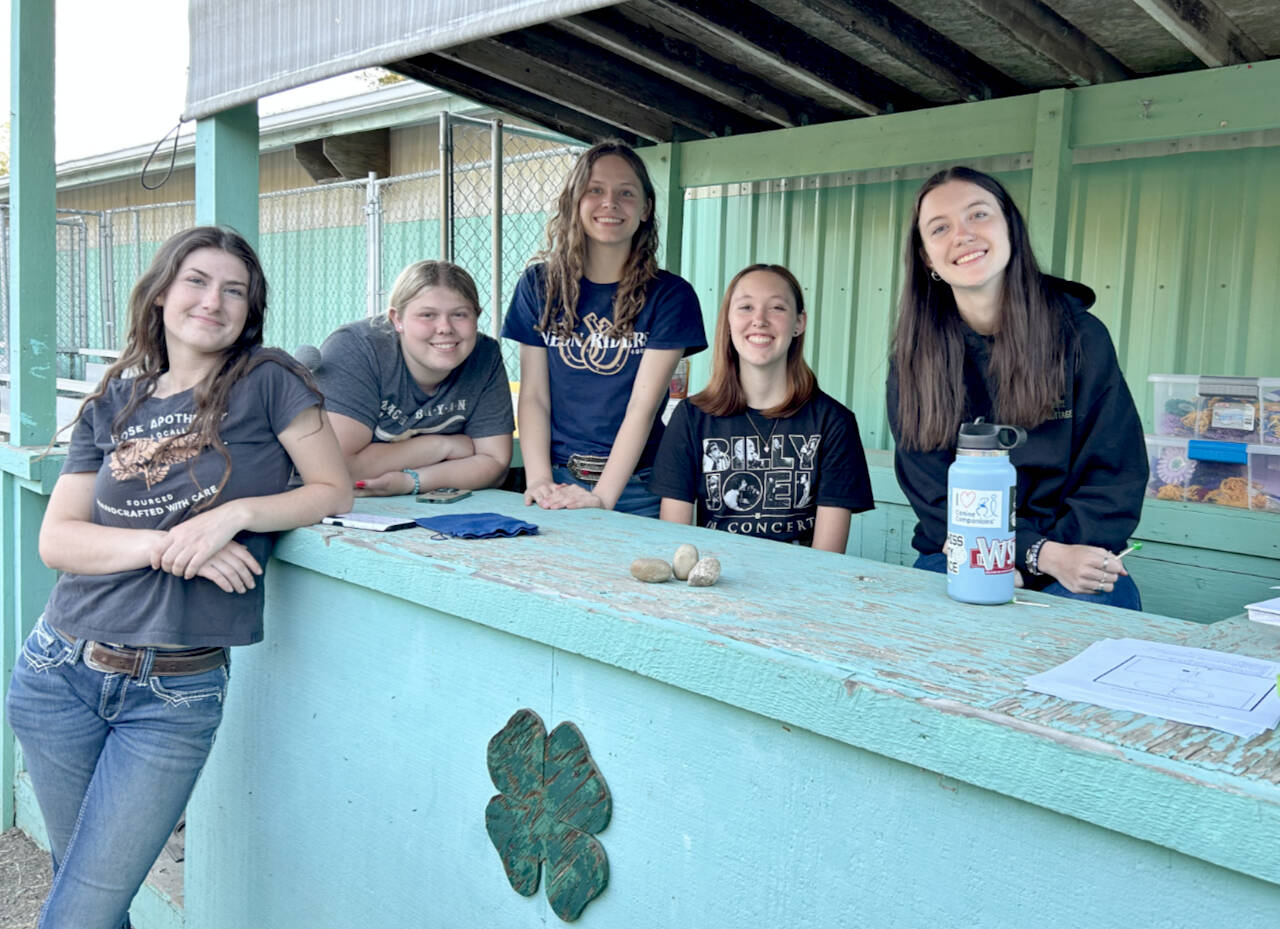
left=260, top=177, right=370, bottom=352
left=1, top=118, right=582, bottom=394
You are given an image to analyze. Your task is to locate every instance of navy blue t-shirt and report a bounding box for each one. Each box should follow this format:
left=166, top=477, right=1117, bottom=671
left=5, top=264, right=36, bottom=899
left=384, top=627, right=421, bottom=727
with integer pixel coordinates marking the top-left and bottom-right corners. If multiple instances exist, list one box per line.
left=649, top=391, right=874, bottom=545
left=502, top=265, right=706, bottom=468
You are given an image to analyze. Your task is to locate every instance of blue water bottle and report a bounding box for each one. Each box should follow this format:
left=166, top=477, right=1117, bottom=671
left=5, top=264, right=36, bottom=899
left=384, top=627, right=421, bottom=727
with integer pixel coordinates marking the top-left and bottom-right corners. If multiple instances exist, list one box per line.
left=946, top=421, right=1027, bottom=604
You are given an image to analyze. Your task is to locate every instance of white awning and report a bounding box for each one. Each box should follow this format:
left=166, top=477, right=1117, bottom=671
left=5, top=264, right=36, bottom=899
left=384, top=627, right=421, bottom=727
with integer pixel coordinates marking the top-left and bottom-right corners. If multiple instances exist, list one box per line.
left=183, top=0, right=619, bottom=122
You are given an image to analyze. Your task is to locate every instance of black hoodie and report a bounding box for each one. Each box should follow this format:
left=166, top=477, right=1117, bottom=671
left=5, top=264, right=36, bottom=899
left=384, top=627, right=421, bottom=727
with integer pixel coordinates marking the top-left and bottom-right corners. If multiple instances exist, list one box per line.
left=886, top=277, right=1148, bottom=589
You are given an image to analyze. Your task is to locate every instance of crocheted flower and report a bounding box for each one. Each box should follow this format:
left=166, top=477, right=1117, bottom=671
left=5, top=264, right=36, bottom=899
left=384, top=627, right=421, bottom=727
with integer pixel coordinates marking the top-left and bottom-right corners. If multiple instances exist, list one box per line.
left=1156, top=446, right=1192, bottom=485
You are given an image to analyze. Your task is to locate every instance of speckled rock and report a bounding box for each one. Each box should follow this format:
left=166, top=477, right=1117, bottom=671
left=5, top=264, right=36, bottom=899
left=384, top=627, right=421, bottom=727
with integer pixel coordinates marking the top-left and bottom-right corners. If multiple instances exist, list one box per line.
left=630, top=557, right=673, bottom=583
left=687, top=557, right=721, bottom=587
left=672, top=544, right=700, bottom=580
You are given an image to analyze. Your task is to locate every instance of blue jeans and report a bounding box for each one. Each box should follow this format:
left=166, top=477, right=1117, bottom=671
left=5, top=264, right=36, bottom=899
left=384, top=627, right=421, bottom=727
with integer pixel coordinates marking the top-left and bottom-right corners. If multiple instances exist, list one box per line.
left=552, top=464, right=661, bottom=518
left=912, top=552, right=1143, bottom=611
left=5, top=617, right=230, bottom=929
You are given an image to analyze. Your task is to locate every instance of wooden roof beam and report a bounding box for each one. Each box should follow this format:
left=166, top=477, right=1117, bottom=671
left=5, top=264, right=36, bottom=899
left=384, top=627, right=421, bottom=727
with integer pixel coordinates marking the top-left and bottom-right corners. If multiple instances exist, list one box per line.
left=768, top=0, right=1024, bottom=101
left=436, top=38, right=676, bottom=142
left=958, top=0, right=1132, bottom=85
left=556, top=11, right=803, bottom=128
left=1129, top=0, right=1265, bottom=67
left=391, top=56, right=638, bottom=145
left=492, top=26, right=757, bottom=138
left=636, top=0, right=926, bottom=116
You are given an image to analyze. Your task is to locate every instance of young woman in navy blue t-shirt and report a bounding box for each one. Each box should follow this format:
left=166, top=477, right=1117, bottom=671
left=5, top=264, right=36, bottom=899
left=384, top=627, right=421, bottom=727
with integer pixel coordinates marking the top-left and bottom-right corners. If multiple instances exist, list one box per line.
left=502, top=141, right=706, bottom=517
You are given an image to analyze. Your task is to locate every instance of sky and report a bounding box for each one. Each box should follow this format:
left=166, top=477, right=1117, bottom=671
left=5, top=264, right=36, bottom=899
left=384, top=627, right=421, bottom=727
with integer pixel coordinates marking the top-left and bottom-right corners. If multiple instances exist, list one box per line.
left=2, top=0, right=374, bottom=164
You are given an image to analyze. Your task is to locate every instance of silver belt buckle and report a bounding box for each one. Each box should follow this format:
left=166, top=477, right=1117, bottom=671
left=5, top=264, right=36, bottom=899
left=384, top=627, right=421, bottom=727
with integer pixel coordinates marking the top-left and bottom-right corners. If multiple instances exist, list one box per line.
left=83, top=641, right=139, bottom=677
left=82, top=641, right=114, bottom=674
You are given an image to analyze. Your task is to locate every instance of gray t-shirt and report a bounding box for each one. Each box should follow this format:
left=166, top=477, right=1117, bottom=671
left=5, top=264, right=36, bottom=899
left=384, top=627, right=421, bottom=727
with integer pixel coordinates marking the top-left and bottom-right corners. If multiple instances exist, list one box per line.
left=45, top=351, right=319, bottom=647
left=315, top=320, right=513, bottom=441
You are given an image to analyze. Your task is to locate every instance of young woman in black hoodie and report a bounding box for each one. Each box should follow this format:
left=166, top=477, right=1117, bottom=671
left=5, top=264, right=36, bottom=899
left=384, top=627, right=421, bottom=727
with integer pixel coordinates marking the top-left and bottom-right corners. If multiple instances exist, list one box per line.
left=887, top=166, right=1147, bottom=609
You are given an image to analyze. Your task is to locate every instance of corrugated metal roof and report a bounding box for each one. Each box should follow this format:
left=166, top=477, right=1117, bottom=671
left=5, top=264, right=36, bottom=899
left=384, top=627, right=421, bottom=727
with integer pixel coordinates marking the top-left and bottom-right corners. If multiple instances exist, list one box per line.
left=186, top=1, right=1279, bottom=144
left=183, top=0, right=619, bottom=121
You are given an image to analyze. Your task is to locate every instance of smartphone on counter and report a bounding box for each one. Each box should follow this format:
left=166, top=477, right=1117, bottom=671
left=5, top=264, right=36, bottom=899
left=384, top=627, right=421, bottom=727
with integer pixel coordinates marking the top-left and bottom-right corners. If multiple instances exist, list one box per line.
left=417, top=488, right=472, bottom=504
left=321, top=513, right=417, bottom=531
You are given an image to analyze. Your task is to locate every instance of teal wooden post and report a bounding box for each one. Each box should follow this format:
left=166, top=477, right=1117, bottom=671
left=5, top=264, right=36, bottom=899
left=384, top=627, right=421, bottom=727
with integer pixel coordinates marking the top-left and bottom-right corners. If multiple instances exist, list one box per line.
left=1, top=471, right=17, bottom=829
left=1029, top=88, right=1075, bottom=276
left=3, top=0, right=58, bottom=830
left=639, top=143, right=685, bottom=274
left=195, top=104, right=261, bottom=247
left=7, top=0, right=57, bottom=448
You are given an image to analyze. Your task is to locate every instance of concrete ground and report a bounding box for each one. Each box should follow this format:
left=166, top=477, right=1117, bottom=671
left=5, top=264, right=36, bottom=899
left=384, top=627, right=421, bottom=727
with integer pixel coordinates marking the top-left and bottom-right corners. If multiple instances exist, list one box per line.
left=0, top=828, right=50, bottom=929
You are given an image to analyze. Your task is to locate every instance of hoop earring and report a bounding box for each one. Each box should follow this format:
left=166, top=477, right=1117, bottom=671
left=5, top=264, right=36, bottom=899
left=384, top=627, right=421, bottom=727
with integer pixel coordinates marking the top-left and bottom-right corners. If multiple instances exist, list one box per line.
left=929, top=270, right=942, bottom=282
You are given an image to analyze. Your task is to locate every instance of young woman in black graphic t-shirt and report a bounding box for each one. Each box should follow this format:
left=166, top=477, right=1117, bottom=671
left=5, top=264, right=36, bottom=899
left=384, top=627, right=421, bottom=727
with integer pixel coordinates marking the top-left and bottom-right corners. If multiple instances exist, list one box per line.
left=650, top=264, right=873, bottom=550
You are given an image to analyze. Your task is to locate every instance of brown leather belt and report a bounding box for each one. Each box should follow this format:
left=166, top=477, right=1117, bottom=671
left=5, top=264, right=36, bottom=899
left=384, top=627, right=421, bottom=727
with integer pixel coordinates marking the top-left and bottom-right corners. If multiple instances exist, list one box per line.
left=82, top=641, right=227, bottom=679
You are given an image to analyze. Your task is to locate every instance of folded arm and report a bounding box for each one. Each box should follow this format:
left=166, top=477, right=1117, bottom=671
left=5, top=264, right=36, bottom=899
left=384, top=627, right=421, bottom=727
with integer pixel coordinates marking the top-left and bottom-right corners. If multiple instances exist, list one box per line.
left=156, top=406, right=353, bottom=580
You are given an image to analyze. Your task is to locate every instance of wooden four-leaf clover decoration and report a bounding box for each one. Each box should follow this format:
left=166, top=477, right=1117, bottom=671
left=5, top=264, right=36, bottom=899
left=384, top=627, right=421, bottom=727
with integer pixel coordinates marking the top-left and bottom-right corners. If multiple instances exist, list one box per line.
left=485, top=709, right=611, bottom=921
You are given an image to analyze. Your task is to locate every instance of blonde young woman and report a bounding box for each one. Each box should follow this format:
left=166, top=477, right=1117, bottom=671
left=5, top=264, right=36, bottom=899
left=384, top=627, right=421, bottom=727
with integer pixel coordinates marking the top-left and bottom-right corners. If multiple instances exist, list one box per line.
left=6, top=226, right=351, bottom=929
left=314, top=260, right=513, bottom=496
left=502, top=141, right=706, bottom=516
left=650, top=264, right=873, bottom=550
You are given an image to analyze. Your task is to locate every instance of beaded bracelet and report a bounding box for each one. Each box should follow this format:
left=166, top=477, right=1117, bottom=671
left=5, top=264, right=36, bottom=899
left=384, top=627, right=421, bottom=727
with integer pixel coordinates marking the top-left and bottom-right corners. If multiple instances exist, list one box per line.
left=1025, top=538, right=1047, bottom=576
left=402, top=468, right=421, bottom=496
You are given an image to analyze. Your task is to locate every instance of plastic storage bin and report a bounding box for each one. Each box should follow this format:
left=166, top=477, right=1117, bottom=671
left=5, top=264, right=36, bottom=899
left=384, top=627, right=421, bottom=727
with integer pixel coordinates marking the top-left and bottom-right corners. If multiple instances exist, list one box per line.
left=1145, top=436, right=1244, bottom=506
left=1145, top=436, right=1280, bottom=511
left=1193, top=375, right=1261, bottom=443
left=1262, top=378, right=1280, bottom=447
left=1250, top=443, right=1280, bottom=512
left=1149, top=374, right=1199, bottom=437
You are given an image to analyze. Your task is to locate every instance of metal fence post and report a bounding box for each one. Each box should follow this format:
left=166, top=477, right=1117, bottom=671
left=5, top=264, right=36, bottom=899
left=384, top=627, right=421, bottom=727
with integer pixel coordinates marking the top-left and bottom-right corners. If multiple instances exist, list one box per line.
left=365, top=171, right=382, bottom=318
left=76, top=217, right=88, bottom=374
left=132, top=209, right=142, bottom=282
left=439, top=112, right=453, bottom=263
left=491, top=120, right=504, bottom=339
left=102, top=211, right=116, bottom=348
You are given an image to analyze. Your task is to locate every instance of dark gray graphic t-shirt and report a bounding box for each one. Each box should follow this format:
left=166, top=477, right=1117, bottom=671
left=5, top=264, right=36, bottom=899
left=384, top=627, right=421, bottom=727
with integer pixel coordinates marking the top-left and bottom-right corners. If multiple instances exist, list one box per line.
left=45, top=354, right=317, bottom=647
left=315, top=320, right=513, bottom=442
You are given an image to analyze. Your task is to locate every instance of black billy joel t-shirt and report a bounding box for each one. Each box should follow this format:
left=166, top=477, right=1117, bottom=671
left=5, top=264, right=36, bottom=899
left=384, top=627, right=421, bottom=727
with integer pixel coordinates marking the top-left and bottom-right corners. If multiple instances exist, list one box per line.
left=649, top=390, right=873, bottom=545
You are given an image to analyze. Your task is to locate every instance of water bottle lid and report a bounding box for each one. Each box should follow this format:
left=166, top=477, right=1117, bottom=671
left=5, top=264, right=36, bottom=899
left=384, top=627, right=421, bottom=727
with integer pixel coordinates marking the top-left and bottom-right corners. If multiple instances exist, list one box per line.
left=957, top=420, right=1027, bottom=450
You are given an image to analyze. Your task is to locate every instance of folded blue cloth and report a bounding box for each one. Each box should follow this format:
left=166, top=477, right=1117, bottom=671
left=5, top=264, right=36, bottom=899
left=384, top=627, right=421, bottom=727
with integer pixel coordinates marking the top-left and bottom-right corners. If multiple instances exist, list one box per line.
left=414, top=513, right=539, bottom=539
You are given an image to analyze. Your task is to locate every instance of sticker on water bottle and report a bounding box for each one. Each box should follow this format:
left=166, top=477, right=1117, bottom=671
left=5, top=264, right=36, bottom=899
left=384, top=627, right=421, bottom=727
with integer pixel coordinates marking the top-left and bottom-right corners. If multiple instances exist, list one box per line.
left=969, top=536, right=1016, bottom=574
left=950, top=488, right=1003, bottom=528
left=945, top=532, right=965, bottom=574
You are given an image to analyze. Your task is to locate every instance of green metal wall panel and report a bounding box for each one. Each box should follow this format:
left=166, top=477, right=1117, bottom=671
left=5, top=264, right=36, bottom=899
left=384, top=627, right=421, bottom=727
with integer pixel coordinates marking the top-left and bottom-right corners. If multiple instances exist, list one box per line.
left=680, top=145, right=1280, bottom=450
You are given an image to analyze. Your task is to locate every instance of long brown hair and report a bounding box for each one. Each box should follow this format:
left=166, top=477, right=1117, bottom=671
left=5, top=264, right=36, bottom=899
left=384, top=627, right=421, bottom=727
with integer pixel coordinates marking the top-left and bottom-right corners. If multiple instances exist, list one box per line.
left=76, top=226, right=319, bottom=510
left=535, top=140, right=659, bottom=339
left=891, top=167, right=1071, bottom=451
left=691, top=264, right=816, bottom=419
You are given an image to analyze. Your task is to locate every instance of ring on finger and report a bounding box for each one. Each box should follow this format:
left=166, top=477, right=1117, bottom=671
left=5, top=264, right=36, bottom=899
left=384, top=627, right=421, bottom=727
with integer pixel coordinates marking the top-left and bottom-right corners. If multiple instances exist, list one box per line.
left=1094, top=582, right=1104, bottom=593
left=1102, top=555, right=1110, bottom=570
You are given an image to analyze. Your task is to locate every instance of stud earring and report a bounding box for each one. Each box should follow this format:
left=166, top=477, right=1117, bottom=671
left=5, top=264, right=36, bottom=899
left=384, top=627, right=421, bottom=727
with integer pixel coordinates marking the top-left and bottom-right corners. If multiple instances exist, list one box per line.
left=929, top=270, right=942, bottom=282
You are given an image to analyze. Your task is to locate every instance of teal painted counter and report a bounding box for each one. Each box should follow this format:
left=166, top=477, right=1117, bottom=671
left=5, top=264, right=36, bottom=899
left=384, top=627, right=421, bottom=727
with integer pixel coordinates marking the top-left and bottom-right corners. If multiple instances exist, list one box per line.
left=186, top=490, right=1280, bottom=927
